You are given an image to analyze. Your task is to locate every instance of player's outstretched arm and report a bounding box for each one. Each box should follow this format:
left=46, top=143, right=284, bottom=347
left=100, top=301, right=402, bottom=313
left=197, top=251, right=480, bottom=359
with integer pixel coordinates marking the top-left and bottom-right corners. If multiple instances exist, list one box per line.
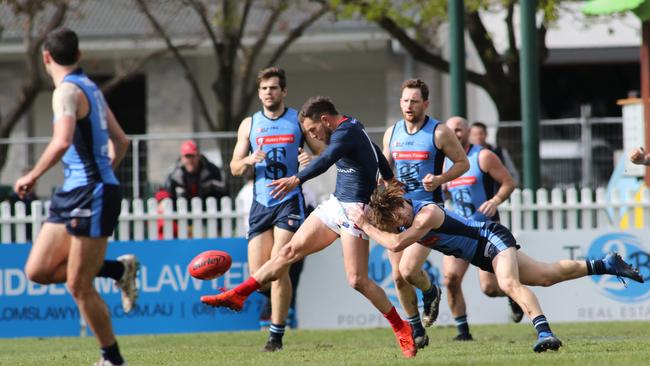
left=230, top=117, right=264, bottom=176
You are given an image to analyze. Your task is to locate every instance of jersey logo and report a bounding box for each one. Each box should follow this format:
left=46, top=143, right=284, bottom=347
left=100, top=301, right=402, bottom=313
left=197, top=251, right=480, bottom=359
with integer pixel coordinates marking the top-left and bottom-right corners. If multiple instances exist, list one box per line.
left=420, top=235, right=440, bottom=247
left=452, top=188, right=476, bottom=218
left=392, top=151, right=429, bottom=160
left=264, top=147, right=288, bottom=179
left=256, top=134, right=294, bottom=145
left=397, top=163, right=422, bottom=192
left=448, top=176, right=478, bottom=188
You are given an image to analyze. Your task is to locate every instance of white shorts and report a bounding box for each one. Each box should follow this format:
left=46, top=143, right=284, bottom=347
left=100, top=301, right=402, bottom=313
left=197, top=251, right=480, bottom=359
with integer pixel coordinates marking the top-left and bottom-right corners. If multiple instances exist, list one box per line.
left=314, top=195, right=368, bottom=239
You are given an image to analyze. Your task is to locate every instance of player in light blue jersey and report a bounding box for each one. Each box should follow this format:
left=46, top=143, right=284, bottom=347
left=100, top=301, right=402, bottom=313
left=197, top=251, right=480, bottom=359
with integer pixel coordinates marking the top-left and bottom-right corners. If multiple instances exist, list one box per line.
left=13, top=28, right=135, bottom=366
left=229, top=67, right=324, bottom=351
left=383, top=79, right=469, bottom=348
left=348, top=184, right=643, bottom=353
left=442, top=116, right=518, bottom=341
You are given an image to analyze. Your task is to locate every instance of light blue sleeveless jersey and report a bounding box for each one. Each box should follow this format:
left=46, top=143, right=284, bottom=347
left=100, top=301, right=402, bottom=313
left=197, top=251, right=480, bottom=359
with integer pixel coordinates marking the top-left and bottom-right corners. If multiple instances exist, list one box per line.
left=60, top=69, right=118, bottom=191
left=249, top=108, right=303, bottom=207
left=445, top=144, right=497, bottom=222
left=389, top=117, right=444, bottom=203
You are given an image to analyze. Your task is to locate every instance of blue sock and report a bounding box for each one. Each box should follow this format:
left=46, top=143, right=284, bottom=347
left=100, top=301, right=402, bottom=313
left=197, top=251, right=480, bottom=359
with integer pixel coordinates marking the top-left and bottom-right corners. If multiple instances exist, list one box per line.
left=269, top=323, right=285, bottom=341
left=96, top=260, right=124, bottom=281
left=407, top=314, right=425, bottom=336
left=101, top=342, right=124, bottom=365
left=532, top=315, right=553, bottom=337
left=455, top=315, right=470, bottom=336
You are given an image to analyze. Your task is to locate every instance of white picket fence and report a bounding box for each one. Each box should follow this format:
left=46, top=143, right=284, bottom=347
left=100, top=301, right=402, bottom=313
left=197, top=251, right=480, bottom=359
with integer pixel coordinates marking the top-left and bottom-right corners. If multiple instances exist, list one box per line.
left=1, top=187, right=649, bottom=244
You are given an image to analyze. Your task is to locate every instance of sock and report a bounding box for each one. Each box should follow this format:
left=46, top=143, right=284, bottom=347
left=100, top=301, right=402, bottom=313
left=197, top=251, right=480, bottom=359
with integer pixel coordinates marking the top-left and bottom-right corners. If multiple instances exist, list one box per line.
left=422, top=283, right=438, bottom=300
left=586, top=259, right=606, bottom=275
left=234, top=277, right=261, bottom=297
left=532, top=315, right=553, bottom=337
left=101, top=342, right=124, bottom=365
left=383, top=307, right=405, bottom=332
left=96, top=260, right=125, bottom=281
left=269, top=323, right=286, bottom=342
left=455, top=315, right=470, bottom=336
left=407, top=314, right=425, bottom=336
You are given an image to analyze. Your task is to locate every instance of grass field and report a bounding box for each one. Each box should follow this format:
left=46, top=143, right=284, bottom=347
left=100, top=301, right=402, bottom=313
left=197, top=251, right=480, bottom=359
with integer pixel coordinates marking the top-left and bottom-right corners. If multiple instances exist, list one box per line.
left=2, top=321, right=650, bottom=365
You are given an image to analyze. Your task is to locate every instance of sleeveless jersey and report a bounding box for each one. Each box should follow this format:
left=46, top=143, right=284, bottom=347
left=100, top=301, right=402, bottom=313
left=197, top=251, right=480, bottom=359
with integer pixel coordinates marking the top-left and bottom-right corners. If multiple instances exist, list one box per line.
left=445, top=144, right=498, bottom=222
left=408, top=199, right=484, bottom=262
left=389, top=117, right=444, bottom=203
left=249, top=108, right=303, bottom=207
left=60, top=69, right=118, bottom=191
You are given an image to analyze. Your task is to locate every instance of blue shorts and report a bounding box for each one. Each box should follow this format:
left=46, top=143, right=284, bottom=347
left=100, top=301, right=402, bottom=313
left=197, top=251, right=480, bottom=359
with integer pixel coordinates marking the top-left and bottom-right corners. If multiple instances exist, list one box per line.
left=248, top=194, right=304, bottom=240
left=470, top=222, right=520, bottom=273
left=47, top=183, right=122, bottom=238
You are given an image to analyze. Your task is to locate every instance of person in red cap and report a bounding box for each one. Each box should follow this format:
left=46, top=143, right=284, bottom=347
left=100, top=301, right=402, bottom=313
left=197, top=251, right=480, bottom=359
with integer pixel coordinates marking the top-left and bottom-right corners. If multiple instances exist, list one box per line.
left=162, top=139, right=228, bottom=204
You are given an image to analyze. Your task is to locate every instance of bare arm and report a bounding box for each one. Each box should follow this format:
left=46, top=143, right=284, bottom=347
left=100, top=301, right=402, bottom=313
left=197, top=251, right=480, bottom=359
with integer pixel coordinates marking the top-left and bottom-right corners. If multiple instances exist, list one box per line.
left=382, top=125, right=395, bottom=169
left=477, top=149, right=515, bottom=217
left=230, top=117, right=264, bottom=176
left=427, top=124, right=469, bottom=190
left=106, top=105, right=130, bottom=169
left=630, top=147, right=650, bottom=166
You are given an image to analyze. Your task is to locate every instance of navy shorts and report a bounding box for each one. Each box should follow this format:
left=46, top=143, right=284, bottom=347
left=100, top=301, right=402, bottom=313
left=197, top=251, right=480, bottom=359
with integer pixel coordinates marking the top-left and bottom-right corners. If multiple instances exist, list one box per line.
left=47, top=183, right=122, bottom=238
left=248, top=194, right=304, bottom=240
left=470, top=222, right=520, bottom=273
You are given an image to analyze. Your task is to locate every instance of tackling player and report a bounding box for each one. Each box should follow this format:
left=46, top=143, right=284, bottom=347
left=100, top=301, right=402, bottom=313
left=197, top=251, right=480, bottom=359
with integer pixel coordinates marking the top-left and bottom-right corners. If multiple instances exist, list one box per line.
left=14, top=28, right=137, bottom=366
left=348, top=184, right=643, bottom=352
left=203, top=96, right=418, bottom=358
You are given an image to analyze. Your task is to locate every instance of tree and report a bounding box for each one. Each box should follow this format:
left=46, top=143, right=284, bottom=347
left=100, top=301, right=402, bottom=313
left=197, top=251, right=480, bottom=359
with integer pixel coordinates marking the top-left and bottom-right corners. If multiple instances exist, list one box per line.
left=134, top=0, right=332, bottom=132
left=339, top=0, right=560, bottom=121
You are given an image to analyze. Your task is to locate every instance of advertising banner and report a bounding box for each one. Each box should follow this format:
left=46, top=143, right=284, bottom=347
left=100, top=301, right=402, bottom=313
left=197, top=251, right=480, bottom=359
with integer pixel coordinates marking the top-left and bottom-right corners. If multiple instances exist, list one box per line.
left=0, top=239, right=263, bottom=338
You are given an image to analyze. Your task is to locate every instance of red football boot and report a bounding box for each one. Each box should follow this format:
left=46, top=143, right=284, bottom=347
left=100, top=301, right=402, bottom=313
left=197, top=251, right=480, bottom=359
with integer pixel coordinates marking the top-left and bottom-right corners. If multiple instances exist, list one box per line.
left=394, top=321, right=417, bottom=358
left=200, top=289, right=247, bottom=311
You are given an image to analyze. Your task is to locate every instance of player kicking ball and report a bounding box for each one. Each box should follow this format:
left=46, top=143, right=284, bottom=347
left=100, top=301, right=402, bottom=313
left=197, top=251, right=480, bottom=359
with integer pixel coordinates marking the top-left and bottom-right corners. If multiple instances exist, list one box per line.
left=347, top=184, right=644, bottom=352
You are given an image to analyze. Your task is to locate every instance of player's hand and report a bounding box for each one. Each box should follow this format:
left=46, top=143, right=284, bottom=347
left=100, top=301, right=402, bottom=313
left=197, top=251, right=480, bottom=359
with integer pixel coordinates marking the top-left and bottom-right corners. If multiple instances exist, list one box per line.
left=347, top=204, right=367, bottom=228
left=630, top=147, right=647, bottom=165
left=422, top=174, right=441, bottom=192
left=268, top=176, right=300, bottom=199
left=14, top=173, right=36, bottom=199
left=248, top=144, right=266, bottom=165
left=298, top=147, right=312, bottom=168
left=477, top=199, right=499, bottom=218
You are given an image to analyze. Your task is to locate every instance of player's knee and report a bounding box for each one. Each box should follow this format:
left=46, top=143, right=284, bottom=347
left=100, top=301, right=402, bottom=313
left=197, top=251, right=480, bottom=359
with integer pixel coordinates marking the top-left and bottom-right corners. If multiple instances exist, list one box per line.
left=392, top=272, right=409, bottom=289
left=66, top=276, right=94, bottom=299
left=24, top=264, right=50, bottom=284
left=346, top=273, right=368, bottom=291
left=497, top=277, right=520, bottom=295
left=444, top=272, right=463, bottom=290
left=480, top=281, right=502, bottom=297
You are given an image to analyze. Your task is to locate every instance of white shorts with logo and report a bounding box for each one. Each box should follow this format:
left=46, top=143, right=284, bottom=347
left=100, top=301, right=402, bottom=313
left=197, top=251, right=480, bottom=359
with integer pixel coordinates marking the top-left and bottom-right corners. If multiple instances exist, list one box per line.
left=314, top=194, right=368, bottom=239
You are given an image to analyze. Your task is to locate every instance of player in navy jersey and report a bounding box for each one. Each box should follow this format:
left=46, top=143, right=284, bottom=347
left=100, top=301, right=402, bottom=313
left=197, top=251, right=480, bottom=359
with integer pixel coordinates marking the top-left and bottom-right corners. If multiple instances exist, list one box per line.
left=229, top=67, right=324, bottom=352
left=383, top=79, right=469, bottom=348
left=203, top=96, right=418, bottom=358
left=13, top=28, right=135, bottom=366
left=347, top=184, right=643, bottom=353
left=442, top=116, right=518, bottom=340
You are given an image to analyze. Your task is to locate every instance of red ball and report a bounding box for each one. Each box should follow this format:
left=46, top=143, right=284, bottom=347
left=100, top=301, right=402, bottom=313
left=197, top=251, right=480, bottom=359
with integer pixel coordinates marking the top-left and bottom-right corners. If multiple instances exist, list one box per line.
left=187, top=250, right=232, bottom=280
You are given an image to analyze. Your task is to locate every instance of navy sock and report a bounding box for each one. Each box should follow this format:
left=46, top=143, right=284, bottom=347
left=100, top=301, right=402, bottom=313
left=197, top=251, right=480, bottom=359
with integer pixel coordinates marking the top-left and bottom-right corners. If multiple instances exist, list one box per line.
left=455, top=315, right=470, bottom=336
left=269, top=323, right=285, bottom=342
left=586, top=259, right=606, bottom=275
left=101, top=342, right=124, bottom=365
left=96, top=260, right=125, bottom=281
left=532, top=315, right=553, bottom=337
left=423, top=283, right=438, bottom=299
left=407, top=314, right=425, bottom=336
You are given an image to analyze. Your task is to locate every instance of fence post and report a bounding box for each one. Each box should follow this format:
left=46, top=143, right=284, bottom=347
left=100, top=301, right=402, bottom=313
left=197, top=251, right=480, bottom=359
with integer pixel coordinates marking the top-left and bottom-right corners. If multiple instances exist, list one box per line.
left=162, top=198, right=174, bottom=240
left=551, top=188, right=563, bottom=230
left=595, top=187, right=609, bottom=227
left=118, top=199, right=130, bottom=241
left=221, top=197, right=233, bottom=238
left=132, top=137, right=141, bottom=199
left=191, top=197, right=204, bottom=239
left=643, top=186, right=650, bottom=228
left=31, top=200, right=43, bottom=242
left=133, top=199, right=145, bottom=241
left=580, top=187, right=594, bottom=229
left=206, top=197, right=218, bottom=238
left=522, top=189, right=534, bottom=230
left=1, top=201, right=11, bottom=243
left=147, top=198, right=158, bottom=240
left=536, top=188, right=549, bottom=230
left=566, top=187, right=578, bottom=229
left=14, top=202, right=26, bottom=243
left=510, top=189, right=522, bottom=233
left=177, top=198, right=189, bottom=239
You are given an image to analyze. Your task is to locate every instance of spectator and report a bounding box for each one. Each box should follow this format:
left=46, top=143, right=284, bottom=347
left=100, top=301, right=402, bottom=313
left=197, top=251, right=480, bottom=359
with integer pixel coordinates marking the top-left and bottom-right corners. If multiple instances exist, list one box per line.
left=469, top=122, right=520, bottom=186
left=163, top=140, right=228, bottom=202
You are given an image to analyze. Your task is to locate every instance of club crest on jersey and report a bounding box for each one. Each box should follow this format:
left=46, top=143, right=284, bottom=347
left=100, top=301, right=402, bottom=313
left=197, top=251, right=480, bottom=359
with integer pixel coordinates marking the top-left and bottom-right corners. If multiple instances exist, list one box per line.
left=587, top=233, right=650, bottom=303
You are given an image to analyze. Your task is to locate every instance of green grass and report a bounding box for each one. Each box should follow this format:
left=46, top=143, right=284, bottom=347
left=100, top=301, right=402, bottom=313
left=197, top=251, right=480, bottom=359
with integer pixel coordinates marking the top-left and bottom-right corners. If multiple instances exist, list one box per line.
left=1, top=322, right=650, bottom=365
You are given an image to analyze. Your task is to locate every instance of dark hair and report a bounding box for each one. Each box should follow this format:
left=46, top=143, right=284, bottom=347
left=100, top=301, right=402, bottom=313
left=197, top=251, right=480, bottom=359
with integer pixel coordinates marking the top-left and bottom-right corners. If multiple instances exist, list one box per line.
left=299, top=96, right=339, bottom=122
left=43, top=27, right=79, bottom=66
left=470, top=121, right=488, bottom=132
left=257, top=67, right=287, bottom=89
left=367, top=184, right=407, bottom=233
left=400, top=78, right=429, bottom=101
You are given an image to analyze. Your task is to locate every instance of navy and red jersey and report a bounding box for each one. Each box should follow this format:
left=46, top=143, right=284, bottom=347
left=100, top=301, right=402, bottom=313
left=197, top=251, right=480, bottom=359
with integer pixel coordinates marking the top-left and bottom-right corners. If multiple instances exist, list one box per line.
left=296, top=116, right=393, bottom=203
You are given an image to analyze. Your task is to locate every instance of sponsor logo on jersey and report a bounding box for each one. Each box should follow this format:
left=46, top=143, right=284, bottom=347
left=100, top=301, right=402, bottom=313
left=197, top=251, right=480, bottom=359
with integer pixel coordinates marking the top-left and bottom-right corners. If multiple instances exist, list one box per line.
left=447, top=176, right=478, bottom=188
left=392, top=151, right=429, bottom=160
left=588, top=233, right=650, bottom=303
left=256, top=134, right=295, bottom=146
